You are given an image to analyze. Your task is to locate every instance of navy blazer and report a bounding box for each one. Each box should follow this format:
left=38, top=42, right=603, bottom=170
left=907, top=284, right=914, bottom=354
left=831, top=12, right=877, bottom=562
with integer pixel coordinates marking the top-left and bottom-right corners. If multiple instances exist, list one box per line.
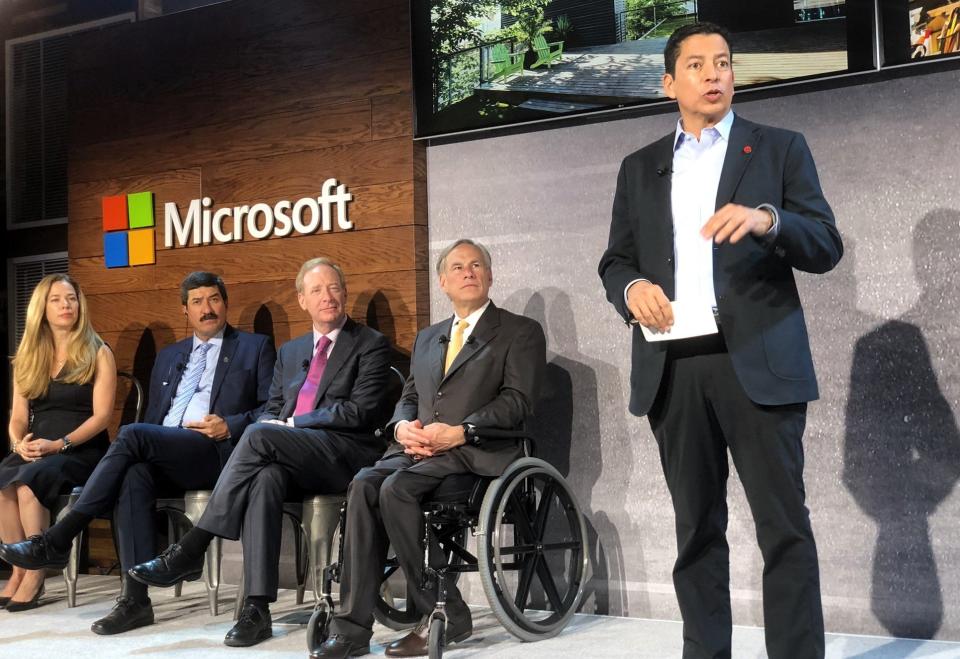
left=259, top=318, right=393, bottom=464
left=144, top=325, right=276, bottom=455
left=599, top=114, right=843, bottom=415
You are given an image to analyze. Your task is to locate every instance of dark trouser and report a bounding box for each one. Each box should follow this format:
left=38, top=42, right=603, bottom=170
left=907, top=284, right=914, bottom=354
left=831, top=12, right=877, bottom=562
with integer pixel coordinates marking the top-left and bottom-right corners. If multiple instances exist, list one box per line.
left=330, top=453, right=472, bottom=643
left=71, top=423, right=225, bottom=571
left=647, top=342, right=824, bottom=659
left=196, top=422, right=372, bottom=602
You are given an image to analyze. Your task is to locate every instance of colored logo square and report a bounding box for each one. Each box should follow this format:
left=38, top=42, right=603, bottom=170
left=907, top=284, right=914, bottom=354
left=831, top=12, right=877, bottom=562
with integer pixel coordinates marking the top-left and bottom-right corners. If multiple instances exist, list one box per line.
left=102, top=196, right=128, bottom=231
left=127, top=191, right=155, bottom=229
left=104, top=232, right=129, bottom=268
left=128, top=228, right=155, bottom=266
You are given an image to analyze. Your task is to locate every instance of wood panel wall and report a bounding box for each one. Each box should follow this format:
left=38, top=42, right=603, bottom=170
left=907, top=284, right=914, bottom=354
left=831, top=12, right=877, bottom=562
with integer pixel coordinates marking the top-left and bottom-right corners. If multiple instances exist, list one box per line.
left=66, top=0, right=427, bottom=396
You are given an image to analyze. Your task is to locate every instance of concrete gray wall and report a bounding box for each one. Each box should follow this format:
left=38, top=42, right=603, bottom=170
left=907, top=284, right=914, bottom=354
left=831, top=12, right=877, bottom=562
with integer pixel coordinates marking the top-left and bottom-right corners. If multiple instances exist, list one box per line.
left=425, top=68, right=960, bottom=639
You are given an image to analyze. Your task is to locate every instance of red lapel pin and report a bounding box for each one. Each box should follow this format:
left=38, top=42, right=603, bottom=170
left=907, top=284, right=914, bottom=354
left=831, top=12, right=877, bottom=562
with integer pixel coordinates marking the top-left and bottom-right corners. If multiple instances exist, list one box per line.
left=743, top=145, right=753, bottom=154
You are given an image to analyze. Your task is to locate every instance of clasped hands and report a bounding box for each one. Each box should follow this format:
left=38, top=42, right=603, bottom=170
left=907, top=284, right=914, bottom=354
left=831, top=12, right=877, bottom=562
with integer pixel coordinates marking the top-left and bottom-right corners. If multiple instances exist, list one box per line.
left=13, top=433, right=60, bottom=461
left=627, top=204, right=772, bottom=332
left=396, top=420, right=465, bottom=459
left=183, top=414, right=230, bottom=440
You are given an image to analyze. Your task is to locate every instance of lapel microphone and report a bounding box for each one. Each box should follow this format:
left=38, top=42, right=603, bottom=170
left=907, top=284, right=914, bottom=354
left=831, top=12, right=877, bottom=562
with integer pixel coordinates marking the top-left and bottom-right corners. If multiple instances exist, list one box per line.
left=438, top=335, right=449, bottom=344
left=657, top=165, right=672, bottom=177
left=465, top=335, right=476, bottom=345
left=301, top=359, right=310, bottom=371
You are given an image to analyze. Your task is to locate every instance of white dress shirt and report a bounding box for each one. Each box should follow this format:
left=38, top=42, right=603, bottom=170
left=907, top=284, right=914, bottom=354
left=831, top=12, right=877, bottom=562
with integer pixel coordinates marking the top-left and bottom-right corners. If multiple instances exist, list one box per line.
left=165, top=329, right=224, bottom=427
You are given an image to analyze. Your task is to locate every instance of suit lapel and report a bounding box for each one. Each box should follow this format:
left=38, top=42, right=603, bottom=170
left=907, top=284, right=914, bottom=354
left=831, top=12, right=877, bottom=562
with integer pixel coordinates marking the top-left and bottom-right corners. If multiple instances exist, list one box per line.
left=208, top=325, right=238, bottom=412
left=424, top=322, right=448, bottom=394
left=281, top=333, right=314, bottom=419
left=440, top=303, right=499, bottom=385
left=312, top=318, right=357, bottom=407
left=715, top=117, right=761, bottom=209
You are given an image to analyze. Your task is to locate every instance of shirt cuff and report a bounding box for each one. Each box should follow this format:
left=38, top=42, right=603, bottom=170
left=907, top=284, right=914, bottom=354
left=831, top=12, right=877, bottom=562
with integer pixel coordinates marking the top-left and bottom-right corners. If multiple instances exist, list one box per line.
left=287, top=416, right=296, bottom=427
left=757, top=204, right=780, bottom=243
left=623, top=278, right=649, bottom=306
left=394, top=419, right=411, bottom=440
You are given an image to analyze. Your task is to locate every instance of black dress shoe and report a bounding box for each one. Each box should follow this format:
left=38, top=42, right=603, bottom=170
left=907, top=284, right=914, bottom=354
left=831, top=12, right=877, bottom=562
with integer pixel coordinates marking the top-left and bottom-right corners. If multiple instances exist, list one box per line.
left=5, top=582, right=45, bottom=612
left=224, top=602, right=272, bottom=647
left=91, top=597, right=155, bottom=635
left=127, top=543, right=203, bottom=588
left=384, top=609, right=472, bottom=657
left=0, top=534, right=69, bottom=570
left=311, top=634, right=371, bottom=658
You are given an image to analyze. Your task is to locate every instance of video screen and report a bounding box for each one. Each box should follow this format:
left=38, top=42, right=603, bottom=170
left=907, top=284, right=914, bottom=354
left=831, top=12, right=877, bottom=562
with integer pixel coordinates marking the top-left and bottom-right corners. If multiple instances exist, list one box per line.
left=909, top=1, right=960, bottom=59
left=413, top=0, right=862, bottom=138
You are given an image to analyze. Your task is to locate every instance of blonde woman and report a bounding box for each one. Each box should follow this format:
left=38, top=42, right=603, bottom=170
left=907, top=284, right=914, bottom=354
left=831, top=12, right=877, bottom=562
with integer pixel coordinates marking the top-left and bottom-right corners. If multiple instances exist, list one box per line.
left=0, top=274, right=115, bottom=611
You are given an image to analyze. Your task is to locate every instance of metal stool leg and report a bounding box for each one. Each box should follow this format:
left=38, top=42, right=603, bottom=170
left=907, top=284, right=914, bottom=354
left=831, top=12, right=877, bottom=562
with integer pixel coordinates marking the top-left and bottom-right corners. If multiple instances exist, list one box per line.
left=301, top=494, right=345, bottom=603
left=183, top=491, right=220, bottom=616
left=58, top=488, right=83, bottom=607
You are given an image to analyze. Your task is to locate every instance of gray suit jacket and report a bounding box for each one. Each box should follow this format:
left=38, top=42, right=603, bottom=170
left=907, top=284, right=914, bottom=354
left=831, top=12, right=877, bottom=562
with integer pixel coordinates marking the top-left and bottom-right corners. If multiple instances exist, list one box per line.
left=383, top=302, right=546, bottom=477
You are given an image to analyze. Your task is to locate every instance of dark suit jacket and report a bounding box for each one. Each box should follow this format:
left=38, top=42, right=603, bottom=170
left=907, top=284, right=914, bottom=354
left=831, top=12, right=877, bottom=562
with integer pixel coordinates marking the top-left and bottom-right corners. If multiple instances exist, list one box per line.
left=145, top=324, right=276, bottom=459
left=383, top=302, right=547, bottom=477
left=599, top=114, right=843, bottom=415
left=259, top=318, right=393, bottom=464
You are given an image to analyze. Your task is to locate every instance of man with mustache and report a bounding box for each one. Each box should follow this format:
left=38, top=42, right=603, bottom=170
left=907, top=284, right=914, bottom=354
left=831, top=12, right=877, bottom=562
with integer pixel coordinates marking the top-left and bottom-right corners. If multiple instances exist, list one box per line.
left=128, top=257, right=393, bottom=648
left=0, top=271, right=276, bottom=635
left=598, top=23, right=841, bottom=659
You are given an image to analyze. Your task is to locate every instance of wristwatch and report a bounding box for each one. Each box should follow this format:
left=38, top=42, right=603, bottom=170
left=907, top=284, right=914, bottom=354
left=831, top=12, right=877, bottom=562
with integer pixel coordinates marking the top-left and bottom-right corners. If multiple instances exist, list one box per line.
left=461, top=423, right=480, bottom=446
left=59, top=436, right=73, bottom=453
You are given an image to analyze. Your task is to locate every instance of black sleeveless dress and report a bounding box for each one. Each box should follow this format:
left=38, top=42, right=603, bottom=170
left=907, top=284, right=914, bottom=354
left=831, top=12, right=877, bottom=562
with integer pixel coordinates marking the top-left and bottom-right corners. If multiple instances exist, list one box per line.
left=0, top=378, right=109, bottom=509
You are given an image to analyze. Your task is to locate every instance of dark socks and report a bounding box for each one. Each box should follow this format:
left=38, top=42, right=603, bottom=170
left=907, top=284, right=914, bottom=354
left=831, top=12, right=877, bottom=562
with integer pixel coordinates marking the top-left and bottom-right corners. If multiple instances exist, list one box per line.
left=178, top=526, right=215, bottom=558
left=45, top=510, right=93, bottom=553
left=121, top=575, right=149, bottom=604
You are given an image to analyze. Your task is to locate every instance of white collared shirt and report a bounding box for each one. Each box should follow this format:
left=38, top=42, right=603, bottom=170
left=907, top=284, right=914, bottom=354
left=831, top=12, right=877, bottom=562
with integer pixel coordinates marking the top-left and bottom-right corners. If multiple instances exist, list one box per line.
left=311, top=314, right=348, bottom=360
left=449, top=299, right=490, bottom=342
left=669, top=109, right=735, bottom=307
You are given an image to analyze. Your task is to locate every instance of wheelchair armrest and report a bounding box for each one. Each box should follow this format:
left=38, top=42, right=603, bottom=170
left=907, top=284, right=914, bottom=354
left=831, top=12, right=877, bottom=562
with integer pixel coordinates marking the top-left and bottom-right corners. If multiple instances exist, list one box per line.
left=466, top=427, right=535, bottom=457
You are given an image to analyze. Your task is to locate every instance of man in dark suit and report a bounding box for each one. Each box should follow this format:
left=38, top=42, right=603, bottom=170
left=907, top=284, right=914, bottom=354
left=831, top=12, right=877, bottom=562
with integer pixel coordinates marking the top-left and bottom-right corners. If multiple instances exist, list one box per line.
left=313, top=239, right=546, bottom=659
left=598, top=23, right=841, bottom=659
left=0, top=271, right=275, bottom=633
left=128, top=257, right=393, bottom=647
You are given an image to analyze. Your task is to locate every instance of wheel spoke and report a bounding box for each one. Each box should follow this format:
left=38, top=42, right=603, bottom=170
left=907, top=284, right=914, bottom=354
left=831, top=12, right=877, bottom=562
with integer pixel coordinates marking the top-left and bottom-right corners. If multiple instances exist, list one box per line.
left=532, top=480, right=556, bottom=539
left=534, top=558, right=565, bottom=611
left=540, top=540, right=581, bottom=552
left=514, top=551, right=541, bottom=610
left=497, top=543, right=538, bottom=556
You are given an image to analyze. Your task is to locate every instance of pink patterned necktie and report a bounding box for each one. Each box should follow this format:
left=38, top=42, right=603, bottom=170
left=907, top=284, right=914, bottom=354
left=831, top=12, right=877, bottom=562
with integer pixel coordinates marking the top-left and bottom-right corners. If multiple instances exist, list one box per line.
left=294, top=336, right=332, bottom=416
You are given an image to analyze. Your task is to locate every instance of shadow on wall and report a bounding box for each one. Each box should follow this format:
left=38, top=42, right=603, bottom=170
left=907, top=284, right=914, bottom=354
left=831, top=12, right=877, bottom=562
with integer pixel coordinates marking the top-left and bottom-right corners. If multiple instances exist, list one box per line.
left=118, top=323, right=175, bottom=413
left=504, top=287, right=640, bottom=617
left=843, top=209, right=960, bottom=639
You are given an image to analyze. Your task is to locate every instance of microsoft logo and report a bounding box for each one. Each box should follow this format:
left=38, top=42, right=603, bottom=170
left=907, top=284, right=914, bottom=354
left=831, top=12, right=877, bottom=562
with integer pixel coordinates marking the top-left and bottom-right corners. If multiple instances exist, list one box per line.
left=102, top=191, right=156, bottom=268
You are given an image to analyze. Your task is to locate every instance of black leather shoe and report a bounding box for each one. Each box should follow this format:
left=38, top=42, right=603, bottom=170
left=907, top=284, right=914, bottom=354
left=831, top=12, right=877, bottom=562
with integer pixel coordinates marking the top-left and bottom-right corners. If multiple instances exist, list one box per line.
left=5, top=582, right=45, bottom=612
left=224, top=602, right=272, bottom=647
left=0, top=596, right=11, bottom=608
left=91, top=597, right=155, bottom=635
left=0, top=534, right=69, bottom=570
left=384, top=608, right=472, bottom=657
left=127, top=543, right=204, bottom=588
left=311, top=633, right=371, bottom=658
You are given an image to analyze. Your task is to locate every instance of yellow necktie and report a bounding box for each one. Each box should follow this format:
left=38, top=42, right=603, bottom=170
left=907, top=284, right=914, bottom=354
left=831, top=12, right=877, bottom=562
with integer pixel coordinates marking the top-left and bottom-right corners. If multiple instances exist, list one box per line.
left=444, top=320, right=469, bottom=374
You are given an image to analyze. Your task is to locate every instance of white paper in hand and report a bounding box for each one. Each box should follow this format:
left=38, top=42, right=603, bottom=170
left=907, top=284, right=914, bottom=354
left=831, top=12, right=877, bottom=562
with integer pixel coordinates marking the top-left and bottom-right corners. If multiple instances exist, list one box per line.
left=640, top=300, right=719, bottom=342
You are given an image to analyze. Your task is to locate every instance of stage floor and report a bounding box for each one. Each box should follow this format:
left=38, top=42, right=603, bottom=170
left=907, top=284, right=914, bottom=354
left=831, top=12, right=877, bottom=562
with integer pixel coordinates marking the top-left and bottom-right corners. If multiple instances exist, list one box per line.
left=1, top=576, right=957, bottom=658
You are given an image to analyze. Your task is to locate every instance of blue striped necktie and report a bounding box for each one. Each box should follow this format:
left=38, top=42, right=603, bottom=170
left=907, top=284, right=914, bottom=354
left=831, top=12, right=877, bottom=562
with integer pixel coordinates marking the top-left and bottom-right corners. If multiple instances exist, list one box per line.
left=166, top=342, right=212, bottom=427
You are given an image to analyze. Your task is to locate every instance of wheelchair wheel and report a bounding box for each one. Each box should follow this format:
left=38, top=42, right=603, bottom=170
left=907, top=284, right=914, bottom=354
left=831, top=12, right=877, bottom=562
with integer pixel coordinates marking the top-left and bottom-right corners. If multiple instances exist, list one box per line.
left=305, top=599, right=331, bottom=654
left=428, top=616, right=445, bottom=659
left=477, top=457, right=588, bottom=642
left=373, top=526, right=469, bottom=631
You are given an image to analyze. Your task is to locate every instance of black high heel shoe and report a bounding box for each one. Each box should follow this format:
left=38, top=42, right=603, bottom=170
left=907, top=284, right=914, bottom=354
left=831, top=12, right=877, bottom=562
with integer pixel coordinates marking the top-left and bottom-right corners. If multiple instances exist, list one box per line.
left=0, top=595, right=11, bottom=608
left=5, top=582, right=45, bottom=612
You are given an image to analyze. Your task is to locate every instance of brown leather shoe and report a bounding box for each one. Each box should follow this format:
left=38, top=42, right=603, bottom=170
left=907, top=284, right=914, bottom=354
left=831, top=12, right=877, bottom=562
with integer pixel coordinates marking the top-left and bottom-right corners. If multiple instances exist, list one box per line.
left=384, top=610, right=472, bottom=657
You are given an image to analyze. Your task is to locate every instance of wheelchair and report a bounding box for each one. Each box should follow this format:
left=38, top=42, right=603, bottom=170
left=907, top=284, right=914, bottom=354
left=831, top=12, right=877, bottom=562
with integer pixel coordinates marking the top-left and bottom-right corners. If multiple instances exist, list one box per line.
left=306, top=428, right=589, bottom=658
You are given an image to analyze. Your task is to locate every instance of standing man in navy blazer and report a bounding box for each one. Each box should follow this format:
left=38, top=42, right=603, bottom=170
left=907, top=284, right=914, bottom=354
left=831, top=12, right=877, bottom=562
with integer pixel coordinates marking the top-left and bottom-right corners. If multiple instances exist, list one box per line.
left=129, top=257, right=393, bottom=648
left=0, top=271, right=275, bottom=634
left=598, top=23, right=842, bottom=659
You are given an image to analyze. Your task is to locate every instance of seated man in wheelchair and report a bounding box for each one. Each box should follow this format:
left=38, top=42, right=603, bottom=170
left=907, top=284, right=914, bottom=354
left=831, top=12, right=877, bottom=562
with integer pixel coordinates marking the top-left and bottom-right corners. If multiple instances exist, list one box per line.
left=313, top=238, right=546, bottom=659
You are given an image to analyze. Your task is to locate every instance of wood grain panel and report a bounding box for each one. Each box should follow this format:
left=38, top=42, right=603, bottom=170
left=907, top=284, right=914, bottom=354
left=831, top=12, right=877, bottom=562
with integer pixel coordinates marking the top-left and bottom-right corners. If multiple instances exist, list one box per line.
left=202, top=137, right=416, bottom=204
left=70, top=100, right=373, bottom=184
left=372, top=93, right=415, bottom=141
left=86, top=270, right=426, bottom=334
